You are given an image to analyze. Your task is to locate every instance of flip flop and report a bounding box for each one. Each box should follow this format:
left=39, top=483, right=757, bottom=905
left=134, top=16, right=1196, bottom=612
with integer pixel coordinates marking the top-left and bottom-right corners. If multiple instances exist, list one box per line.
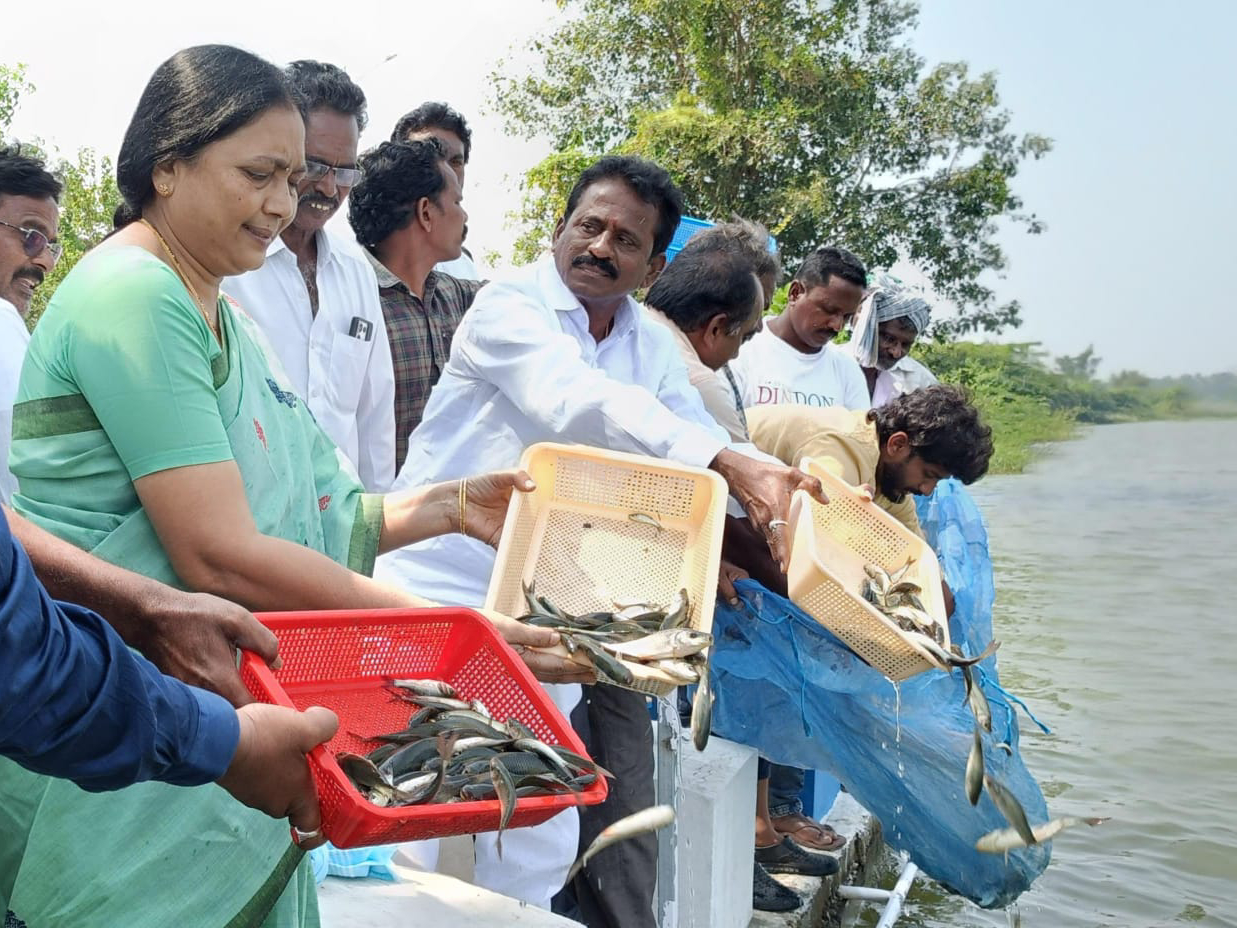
left=771, top=813, right=847, bottom=852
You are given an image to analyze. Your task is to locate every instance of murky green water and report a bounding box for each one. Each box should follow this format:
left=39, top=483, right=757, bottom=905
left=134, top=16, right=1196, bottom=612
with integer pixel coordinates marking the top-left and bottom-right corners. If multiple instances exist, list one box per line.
left=853, top=420, right=1237, bottom=928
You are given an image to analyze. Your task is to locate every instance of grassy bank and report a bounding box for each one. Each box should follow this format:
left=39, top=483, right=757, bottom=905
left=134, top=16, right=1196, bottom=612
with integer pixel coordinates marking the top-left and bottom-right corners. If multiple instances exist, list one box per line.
left=913, top=342, right=1228, bottom=474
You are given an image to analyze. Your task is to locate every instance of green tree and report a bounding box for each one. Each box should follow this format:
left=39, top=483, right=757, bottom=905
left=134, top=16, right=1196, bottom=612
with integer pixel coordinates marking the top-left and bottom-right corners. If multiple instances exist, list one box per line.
left=1, top=63, right=121, bottom=327
left=492, top=0, right=1051, bottom=335
left=1054, top=345, right=1101, bottom=381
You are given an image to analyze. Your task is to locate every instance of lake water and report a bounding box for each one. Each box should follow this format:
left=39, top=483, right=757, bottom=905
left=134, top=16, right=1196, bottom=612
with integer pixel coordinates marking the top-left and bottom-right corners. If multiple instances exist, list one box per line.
left=855, top=419, right=1236, bottom=928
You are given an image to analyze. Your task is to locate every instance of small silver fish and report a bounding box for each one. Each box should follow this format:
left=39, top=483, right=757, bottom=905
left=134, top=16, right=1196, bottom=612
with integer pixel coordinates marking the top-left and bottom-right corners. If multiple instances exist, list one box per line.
left=566, top=805, right=675, bottom=880
left=628, top=511, right=664, bottom=532
left=984, top=774, right=1037, bottom=846
left=604, top=628, right=713, bottom=661
left=691, top=669, right=713, bottom=752
left=975, top=816, right=1109, bottom=854
left=966, top=668, right=993, bottom=732
left=490, top=756, right=518, bottom=860
left=660, top=588, right=690, bottom=630
left=655, top=658, right=701, bottom=684
left=389, top=678, right=457, bottom=699
left=965, top=725, right=984, bottom=806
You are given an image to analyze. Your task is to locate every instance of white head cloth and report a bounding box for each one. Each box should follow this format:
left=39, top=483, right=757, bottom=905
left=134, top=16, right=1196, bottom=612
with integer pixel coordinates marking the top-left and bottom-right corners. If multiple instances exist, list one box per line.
left=849, top=271, right=932, bottom=368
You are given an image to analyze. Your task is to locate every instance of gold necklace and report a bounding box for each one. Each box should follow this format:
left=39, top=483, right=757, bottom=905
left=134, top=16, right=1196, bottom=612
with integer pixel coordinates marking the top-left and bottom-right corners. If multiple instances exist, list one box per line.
left=139, top=218, right=221, bottom=339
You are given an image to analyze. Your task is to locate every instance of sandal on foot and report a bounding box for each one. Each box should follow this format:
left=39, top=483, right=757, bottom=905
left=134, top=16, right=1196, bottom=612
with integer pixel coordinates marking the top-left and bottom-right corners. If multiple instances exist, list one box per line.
left=752, top=861, right=800, bottom=912
left=755, top=836, right=840, bottom=877
left=771, top=813, right=847, bottom=852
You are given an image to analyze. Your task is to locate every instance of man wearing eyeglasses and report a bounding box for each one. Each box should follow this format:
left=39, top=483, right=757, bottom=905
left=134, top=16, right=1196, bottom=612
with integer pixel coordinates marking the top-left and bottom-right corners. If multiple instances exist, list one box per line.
left=1, top=144, right=62, bottom=505
left=224, top=60, right=396, bottom=492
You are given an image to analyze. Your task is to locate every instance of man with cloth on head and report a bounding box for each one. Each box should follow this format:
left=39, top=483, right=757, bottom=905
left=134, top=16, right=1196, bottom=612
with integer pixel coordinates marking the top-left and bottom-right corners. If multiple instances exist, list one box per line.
left=376, top=154, right=825, bottom=927
left=849, top=271, right=939, bottom=406
left=224, top=60, right=395, bottom=491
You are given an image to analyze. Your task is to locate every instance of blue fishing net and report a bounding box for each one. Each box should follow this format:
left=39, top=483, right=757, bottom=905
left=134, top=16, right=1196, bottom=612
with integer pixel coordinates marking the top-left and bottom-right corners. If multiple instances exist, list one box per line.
left=710, top=479, right=1050, bottom=908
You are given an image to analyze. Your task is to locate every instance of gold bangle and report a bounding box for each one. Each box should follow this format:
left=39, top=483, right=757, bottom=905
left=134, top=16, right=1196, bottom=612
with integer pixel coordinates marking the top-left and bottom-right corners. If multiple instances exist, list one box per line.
left=458, top=478, right=467, bottom=535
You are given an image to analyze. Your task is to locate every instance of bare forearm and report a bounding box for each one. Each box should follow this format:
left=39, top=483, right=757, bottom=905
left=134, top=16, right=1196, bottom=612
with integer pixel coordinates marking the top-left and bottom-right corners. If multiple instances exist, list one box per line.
left=377, top=481, right=456, bottom=555
left=189, top=532, right=433, bottom=612
left=4, top=505, right=166, bottom=643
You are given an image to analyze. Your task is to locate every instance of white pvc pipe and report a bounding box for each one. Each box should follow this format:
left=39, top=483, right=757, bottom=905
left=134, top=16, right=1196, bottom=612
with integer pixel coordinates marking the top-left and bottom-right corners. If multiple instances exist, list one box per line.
left=873, top=861, right=919, bottom=928
left=837, top=886, right=892, bottom=902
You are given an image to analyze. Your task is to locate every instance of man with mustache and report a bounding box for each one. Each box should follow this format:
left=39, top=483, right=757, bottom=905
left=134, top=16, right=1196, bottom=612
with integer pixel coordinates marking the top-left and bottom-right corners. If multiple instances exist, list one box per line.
left=224, top=60, right=396, bottom=491
left=729, top=246, right=871, bottom=412
left=376, top=155, right=825, bottom=926
left=348, top=139, right=482, bottom=472
left=1, top=144, right=62, bottom=505
left=850, top=272, right=939, bottom=405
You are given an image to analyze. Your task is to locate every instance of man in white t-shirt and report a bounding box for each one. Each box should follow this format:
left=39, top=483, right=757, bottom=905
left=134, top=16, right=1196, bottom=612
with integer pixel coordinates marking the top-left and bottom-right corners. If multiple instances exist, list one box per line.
left=224, top=60, right=395, bottom=491
left=0, top=144, right=62, bottom=502
left=730, top=245, right=870, bottom=412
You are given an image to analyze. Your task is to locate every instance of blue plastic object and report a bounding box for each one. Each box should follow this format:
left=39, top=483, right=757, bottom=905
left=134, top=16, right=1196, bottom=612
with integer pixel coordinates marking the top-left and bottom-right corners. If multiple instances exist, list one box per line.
left=663, top=216, right=779, bottom=263
left=709, top=480, right=1050, bottom=908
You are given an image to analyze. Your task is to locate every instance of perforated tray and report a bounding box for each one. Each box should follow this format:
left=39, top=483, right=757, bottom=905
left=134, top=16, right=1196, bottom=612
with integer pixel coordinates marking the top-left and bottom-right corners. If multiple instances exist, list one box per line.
left=485, top=443, right=728, bottom=697
left=787, top=458, right=950, bottom=682
left=241, top=608, right=606, bottom=848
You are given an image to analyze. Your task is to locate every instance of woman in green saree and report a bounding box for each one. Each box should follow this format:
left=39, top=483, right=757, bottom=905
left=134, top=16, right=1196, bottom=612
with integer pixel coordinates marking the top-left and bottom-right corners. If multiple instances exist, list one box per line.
left=1, top=45, right=587, bottom=928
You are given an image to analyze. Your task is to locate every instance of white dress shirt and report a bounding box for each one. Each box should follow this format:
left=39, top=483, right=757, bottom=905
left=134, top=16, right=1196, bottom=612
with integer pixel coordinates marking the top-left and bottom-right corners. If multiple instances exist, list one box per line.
left=729, top=327, right=871, bottom=412
left=223, top=230, right=396, bottom=491
left=375, top=255, right=735, bottom=608
left=435, top=251, right=481, bottom=280
left=873, top=355, right=939, bottom=406
left=0, top=298, right=30, bottom=503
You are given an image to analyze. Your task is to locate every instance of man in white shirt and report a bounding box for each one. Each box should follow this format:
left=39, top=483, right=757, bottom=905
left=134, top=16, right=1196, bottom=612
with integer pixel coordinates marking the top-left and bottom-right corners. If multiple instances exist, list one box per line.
left=0, top=145, right=62, bottom=502
left=391, top=102, right=482, bottom=280
left=849, top=272, right=939, bottom=406
left=730, top=245, right=871, bottom=411
left=377, top=155, right=822, bottom=925
left=224, top=60, right=395, bottom=491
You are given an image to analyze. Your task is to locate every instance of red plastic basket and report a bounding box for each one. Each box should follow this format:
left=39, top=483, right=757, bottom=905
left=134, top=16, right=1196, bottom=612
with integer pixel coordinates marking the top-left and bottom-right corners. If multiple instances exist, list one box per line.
left=240, top=607, right=607, bottom=848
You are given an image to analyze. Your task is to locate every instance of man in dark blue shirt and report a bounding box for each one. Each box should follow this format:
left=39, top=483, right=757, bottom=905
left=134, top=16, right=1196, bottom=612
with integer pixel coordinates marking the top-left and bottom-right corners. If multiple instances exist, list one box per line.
left=0, top=508, right=336, bottom=843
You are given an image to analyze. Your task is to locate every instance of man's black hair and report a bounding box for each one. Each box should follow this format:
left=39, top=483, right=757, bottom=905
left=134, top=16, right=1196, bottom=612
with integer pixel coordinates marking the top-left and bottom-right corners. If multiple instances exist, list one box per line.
left=794, top=245, right=867, bottom=291
left=391, top=102, right=471, bottom=162
left=348, top=138, right=450, bottom=251
left=869, top=384, right=994, bottom=484
left=562, top=155, right=684, bottom=258
left=285, top=59, right=368, bottom=131
left=646, top=242, right=759, bottom=334
left=0, top=144, right=62, bottom=202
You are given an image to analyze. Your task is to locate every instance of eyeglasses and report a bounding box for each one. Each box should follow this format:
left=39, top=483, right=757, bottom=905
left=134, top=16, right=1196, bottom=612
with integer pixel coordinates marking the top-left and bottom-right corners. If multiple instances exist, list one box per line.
left=0, top=220, right=62, bottom=265
left=303, top=160, right=363, bottom=187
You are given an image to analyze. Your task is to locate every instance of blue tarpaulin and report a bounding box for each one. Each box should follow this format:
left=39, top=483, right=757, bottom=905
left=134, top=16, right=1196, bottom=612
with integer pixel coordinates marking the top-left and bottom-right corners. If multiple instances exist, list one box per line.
left=710, top=480, right=1050, bottom=908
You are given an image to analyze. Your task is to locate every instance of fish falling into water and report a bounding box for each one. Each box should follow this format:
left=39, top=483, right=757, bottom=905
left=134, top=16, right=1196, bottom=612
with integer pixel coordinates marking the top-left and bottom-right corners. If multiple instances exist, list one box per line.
left=336, top=678, right=612, bottom=812
left=566, top=805, right=676, bottom=881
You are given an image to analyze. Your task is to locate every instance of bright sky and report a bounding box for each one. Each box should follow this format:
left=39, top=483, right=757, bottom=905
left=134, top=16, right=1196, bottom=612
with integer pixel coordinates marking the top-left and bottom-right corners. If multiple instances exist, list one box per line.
left=2, top=1, right=1232, bottom=377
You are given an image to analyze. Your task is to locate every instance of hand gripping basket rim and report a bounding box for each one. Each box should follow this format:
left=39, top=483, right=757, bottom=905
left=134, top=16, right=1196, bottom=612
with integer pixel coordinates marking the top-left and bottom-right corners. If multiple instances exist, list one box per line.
left=485, top=441, right=729, bottom=698
left=240, top=607, right=607, bottom=848
left=787, top=457, right=950, bottom=682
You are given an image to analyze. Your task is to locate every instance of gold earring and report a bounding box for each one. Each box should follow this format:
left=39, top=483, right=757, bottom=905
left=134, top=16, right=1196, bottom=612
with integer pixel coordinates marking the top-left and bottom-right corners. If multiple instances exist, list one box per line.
left=157, top=185, right=171, bottom=196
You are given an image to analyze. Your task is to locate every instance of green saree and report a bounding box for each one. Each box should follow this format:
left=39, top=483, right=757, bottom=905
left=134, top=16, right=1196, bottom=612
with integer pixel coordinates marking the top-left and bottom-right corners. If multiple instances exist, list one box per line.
left=3, top=247, right=383, bottom=927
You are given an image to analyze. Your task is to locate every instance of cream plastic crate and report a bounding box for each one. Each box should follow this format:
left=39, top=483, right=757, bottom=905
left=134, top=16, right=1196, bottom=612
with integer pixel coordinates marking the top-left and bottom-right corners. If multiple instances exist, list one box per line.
left=485, top=442, right=728, bottom=697
left=786, top=456, right=950, bottom=682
